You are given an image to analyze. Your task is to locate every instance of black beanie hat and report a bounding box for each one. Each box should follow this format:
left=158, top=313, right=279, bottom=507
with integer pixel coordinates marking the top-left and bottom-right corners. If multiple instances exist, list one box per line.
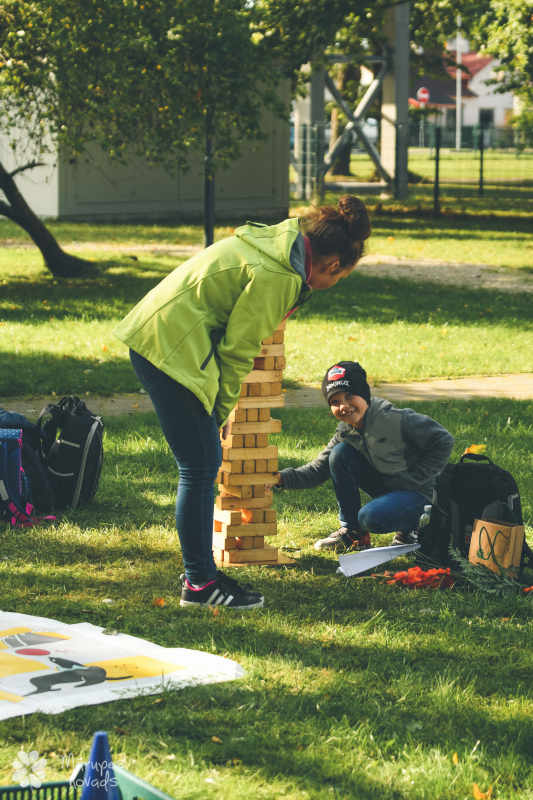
left=321, top=361, right=371, bottom=405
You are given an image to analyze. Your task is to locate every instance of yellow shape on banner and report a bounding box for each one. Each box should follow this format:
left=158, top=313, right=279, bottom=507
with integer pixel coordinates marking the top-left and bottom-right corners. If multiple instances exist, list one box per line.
left=87, top=655, right=186, bottom=680
left=0, top=653, right=51, bottom=677
left=0, top=689, right=25, bottom=703
left=0, top=628, right=71, bottom=649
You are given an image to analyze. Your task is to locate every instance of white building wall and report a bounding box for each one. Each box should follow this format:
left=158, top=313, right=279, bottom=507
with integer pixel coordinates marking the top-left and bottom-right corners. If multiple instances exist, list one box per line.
left=1, top=81, right=290, bottom=223
left=0, top=133, right=59, bottom=218
left=462, top=61, right=514, bottom=127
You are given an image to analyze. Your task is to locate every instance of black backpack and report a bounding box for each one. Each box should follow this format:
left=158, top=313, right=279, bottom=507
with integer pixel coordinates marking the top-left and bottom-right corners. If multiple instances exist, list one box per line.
left=37, top=396, right=104, bottom=510
left=0, top=407, right=55, bottom=517
left=417, top=453, right=533, bottom=572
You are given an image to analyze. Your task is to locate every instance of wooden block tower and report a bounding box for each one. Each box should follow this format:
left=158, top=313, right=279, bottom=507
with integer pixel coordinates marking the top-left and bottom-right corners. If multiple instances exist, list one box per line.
left=213, top=321, right=293, bottom=567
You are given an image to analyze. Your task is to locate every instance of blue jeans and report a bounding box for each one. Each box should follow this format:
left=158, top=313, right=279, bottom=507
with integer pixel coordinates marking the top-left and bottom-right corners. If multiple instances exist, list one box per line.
left=130, top=350, right=221, bottom=584
left=329, top=442, right=426, bottom=535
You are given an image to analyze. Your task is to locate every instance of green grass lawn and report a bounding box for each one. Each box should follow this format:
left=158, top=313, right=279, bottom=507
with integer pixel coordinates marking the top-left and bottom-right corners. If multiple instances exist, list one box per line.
left=1, top=400, right=533, bottom=799
left=408, top=149, right=533, bottom=184
left=2, top=238, right=533, bottom=396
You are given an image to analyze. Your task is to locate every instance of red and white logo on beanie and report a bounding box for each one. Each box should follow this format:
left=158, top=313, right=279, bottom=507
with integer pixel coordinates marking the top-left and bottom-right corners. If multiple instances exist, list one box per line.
left=327, top=365, right=346, bottom=381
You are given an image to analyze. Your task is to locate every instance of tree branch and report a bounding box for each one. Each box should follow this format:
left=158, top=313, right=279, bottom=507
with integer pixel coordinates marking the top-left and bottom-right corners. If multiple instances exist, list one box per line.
left=8, top=161, right=46, bottom=178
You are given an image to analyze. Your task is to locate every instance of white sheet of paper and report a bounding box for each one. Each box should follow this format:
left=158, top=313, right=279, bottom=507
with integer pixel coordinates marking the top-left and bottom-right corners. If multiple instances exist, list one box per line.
left=337, top=543, right=420, bottom=577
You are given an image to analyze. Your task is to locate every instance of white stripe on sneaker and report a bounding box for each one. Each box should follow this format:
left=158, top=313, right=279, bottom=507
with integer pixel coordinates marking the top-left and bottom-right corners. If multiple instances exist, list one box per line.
left=206, top=589, right=222, bottom=604
left=223, top=595, right=234, bottom=606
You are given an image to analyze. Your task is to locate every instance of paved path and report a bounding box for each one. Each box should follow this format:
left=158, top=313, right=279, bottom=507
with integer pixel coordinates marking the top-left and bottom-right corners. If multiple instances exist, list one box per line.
left=4, top=373, right=533, bottom=420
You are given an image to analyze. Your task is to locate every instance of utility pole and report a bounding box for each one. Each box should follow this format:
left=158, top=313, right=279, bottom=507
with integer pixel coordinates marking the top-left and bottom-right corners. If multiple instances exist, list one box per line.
left=455, top=14, right=462, bottom=151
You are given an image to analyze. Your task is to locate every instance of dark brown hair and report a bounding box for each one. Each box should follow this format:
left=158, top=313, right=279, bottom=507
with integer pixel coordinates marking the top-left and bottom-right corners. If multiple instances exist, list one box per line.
left=303, top=196, right=371, bottom=272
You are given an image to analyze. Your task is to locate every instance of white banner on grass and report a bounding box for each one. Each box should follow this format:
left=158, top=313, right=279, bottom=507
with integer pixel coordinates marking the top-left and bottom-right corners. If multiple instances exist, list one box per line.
left=337, top=543, right=421, bottom=577
left=0, top=611, right=244, bottom=721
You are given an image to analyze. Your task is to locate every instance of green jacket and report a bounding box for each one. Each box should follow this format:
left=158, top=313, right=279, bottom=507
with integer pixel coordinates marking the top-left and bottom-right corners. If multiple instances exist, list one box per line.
left=113, top=218, right=312, bottom=425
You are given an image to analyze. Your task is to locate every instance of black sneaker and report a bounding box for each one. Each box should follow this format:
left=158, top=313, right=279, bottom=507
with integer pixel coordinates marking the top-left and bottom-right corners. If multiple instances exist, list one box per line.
left=314, top=527, right=372, bottom=551
left=179, top=571, right=264, bottom=610
left=391, top=530, right=418, bottom=546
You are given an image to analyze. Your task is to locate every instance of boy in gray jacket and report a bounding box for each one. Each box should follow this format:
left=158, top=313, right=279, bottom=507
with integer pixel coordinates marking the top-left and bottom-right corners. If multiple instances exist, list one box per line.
left=271, top=361, right=454, bottom=551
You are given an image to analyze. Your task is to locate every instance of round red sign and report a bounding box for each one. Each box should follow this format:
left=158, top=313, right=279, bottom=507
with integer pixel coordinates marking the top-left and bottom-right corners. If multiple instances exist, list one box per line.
left=417, top=87, right=430, bottom=104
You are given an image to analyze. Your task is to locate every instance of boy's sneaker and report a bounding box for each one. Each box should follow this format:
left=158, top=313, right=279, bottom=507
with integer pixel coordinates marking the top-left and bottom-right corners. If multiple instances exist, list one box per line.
left=179, top=571, right=264, bottom=610
left=391, top=530, right=418, bottom=546
left=314, top=527, right=372, bottom=551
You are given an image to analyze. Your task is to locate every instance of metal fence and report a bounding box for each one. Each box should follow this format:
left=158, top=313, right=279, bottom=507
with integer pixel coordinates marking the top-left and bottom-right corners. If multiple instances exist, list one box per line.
left=291, top=121, right=533, bottom=208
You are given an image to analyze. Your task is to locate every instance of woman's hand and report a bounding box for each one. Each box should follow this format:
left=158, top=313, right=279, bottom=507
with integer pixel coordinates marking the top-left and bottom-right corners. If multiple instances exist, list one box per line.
left=265, top=473, right=284, bottom=491
left=220, top=422, right=230, bottom=440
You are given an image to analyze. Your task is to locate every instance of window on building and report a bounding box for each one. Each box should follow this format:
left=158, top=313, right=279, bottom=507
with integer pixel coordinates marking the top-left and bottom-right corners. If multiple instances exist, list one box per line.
left=479, top=108, right=494, bottom=129
left=446, top=109, right=456, bottom=129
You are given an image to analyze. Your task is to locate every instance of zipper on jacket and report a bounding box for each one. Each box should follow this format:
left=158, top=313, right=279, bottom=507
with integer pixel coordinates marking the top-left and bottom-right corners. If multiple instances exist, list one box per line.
left=200, top=343, right=215, bottom=370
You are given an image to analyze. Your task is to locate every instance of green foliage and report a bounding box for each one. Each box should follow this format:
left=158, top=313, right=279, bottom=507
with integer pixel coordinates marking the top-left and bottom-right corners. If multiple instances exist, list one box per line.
left=449, top=546, right=527, bottom=598
left=0, top=0, right=285, bottom=170
left=474, top=0, right=533, bottom=97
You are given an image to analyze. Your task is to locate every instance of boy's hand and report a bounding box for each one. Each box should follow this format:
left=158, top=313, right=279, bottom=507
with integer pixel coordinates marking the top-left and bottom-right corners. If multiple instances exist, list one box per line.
left=220, top=422, right=230, bottom=440
left=265, top=473, right=284, bottom=491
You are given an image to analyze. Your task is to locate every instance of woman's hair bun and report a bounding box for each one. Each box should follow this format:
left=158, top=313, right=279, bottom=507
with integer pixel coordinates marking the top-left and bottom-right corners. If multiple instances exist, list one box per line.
left=337, top=195, right=371, bottom=241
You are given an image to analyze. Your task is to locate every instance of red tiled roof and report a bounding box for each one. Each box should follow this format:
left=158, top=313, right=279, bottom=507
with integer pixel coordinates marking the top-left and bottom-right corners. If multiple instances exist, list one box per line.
left=445, top=52, right=494, bottom=79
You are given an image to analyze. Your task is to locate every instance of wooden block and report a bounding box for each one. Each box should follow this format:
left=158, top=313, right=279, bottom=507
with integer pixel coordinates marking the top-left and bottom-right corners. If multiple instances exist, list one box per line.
left=215, top=553, right=295, bottom=568
left=264, top=509, right=277, bottom=523
left=254, top=356, right=275, bottom=370
left=253, top=536, right=265, bottom=548
left=239, top=384, right=248, bottom=397
left=220, top=521, right=277, bottom=537
left=274, top=357, right=286, bottom=370
left=253, top=484, right=266, bottom=497
left=221, top=434, right=244, bottom=448
left=248, top=383, right=261, bottom=397
left=212, top=533, right=238, bottom=551
left=219, top=460, right=243, bottom=474
left=214, top=519, right=222, bottom=532
left=246, top=408, right=259, bottom=422
left=228, top=419, right=279, bottom=435
left=229, top=408, right=247, bottom=423
left=243, top=370, right=283, bottom=384
left=258, top=344, right=285, bottom=357
left=273, top=330, right=284, bottom=343
left=267, top=459, right=278, bottom=472
left=243, top=460, right=255, bottom=474
left=270, top=382, right=282, bottom=396
left=260, top=383, right=272, bottom=397
left=235, top=536, right=255, bottom=550
left=276, top=320, right=286, bottom=331
left=259, top=408, right=270, bottom=421
left=224, top=446, right=278, bottom=461
left=217, top=483, right=253, bottom=499
left=256, top=433, right=269, bottom=448
left=262, top=335, right=274, bottom=345
left=242, top=509, right=264, bottom=524
left=213, top=546, right=224, bottom=563
left=237, top=395, right=285, bottom=409
left=224, top=547, right=278, bottom=563
left=244, top=434, right=256, bottom=448
left=216, top=491, right=273, bottom=510
left=255, top=459, right=267, bottom=472
left=213, top=507, right=242, bottom=526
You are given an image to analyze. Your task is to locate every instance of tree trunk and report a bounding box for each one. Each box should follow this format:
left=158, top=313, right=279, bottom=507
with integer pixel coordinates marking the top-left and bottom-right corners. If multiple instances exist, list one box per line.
left=0, top=160, right=92, bottom=278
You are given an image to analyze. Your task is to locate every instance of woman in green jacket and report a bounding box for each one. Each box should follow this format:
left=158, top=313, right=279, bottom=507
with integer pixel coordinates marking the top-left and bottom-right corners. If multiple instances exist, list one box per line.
left=113, top=196, right=371, bottom=610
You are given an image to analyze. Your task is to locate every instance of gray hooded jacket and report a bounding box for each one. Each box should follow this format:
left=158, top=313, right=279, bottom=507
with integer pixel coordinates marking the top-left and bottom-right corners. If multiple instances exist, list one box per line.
left=279, top=397, right=454, bottom=501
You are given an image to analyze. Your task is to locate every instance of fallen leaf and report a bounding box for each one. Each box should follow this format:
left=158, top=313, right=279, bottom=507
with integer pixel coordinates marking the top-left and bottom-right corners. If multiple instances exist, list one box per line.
left=452, top=752, right=459, bottom=764
left=463, top=444, right=488, bottom=455
left=113, top=726, right=130, bottom=736
left=211, top=736, right=223, bottom=744
left=132, top=403, right=139, bottom=408
left=151, top=698, right=164, bottom=704
left=473, top=784, right=492, bottom=800
left=102, top=345, right=108, bottom=351
left=153, top=597, right=165, bottom=607
left=387, top=236, right=395, bottom=241
left=211, top=606, right=220, bottom=616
